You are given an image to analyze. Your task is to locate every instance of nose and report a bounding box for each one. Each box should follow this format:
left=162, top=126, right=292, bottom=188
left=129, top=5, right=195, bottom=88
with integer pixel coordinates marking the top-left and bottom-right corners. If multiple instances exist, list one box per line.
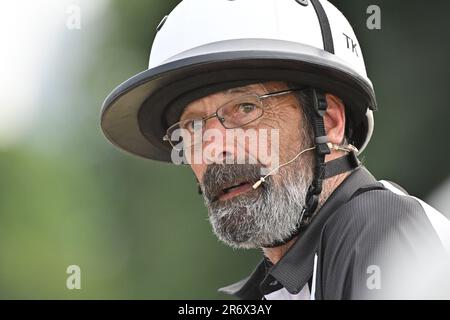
left=202, top=116, right=236, bottom=164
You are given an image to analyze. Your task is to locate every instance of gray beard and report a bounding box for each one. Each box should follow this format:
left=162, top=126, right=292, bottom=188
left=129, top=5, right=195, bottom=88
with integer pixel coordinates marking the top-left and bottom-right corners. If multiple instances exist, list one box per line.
left=201, top=161, right=313, bottom=249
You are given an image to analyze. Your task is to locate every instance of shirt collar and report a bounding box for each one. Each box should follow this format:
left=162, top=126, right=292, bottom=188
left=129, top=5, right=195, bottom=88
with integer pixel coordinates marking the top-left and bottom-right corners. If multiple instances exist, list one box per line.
left=218, top=166, right=378, bottom=299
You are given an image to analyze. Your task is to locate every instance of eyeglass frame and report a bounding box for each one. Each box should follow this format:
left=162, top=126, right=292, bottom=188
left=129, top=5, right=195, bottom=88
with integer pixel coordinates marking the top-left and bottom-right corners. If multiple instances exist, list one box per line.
left=162, top=87, right=305, bottom=149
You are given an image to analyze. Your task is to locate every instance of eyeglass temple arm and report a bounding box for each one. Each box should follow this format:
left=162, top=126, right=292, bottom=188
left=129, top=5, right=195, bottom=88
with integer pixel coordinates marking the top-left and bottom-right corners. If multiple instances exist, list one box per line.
left=259, top=88, right=306, bottom=99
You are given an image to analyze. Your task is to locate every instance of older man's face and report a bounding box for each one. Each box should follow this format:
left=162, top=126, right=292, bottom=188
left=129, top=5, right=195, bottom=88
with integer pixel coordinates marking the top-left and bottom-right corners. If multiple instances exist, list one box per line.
left=181, top=81, right=314, bottom=248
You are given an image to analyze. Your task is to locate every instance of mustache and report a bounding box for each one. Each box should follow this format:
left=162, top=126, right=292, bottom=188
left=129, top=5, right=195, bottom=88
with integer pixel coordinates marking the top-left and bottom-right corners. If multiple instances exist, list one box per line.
left=202, top=164, right=267, bottom=203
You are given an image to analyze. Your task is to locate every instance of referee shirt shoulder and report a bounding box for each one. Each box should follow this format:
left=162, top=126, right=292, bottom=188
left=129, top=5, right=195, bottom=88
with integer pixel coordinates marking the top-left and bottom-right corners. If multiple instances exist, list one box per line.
left=318, top=182, right=444, bottom=299
left=325, top=184, right=433, bottom=236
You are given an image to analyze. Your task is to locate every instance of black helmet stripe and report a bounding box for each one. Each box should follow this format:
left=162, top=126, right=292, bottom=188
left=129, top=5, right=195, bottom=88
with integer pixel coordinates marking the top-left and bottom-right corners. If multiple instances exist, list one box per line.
left=310, top=0, right=335, bottom=54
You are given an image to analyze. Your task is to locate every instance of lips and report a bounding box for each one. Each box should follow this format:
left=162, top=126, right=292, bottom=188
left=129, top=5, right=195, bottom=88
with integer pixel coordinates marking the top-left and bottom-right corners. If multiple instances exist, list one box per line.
left=202, top=164, right=264, bottom=204
left=222, top=181, right=248, bottom=194
left=216, top=181, right=255, bottom=202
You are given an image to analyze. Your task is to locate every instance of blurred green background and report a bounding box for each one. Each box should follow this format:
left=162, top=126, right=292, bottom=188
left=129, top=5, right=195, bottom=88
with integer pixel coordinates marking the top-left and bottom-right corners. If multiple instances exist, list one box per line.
left=0, top=0, right=449, bottom=299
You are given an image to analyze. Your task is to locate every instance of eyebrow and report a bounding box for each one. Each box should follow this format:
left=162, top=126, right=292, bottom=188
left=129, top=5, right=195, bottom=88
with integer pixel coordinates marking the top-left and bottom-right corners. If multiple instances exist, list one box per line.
left=226, top=87, right=249, bottom=95
left=181, top=87, right=252, bottom=120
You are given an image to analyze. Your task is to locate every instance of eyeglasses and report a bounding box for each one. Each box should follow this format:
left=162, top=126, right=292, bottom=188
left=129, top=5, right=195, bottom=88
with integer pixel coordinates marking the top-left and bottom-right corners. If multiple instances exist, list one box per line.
left=163, top=88, right=303, bottom=150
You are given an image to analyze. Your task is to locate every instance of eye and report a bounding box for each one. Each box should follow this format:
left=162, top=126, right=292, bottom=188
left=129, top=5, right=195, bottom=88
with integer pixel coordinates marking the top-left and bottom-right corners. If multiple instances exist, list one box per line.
left=238, top=103, right=257, bottom=114
left=182, top=119, right=202, bottom=132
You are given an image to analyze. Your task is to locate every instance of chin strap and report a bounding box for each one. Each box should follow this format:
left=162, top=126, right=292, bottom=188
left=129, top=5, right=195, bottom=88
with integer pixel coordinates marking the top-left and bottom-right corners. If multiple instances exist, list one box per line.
left=302, top=89, right=331, bottom=221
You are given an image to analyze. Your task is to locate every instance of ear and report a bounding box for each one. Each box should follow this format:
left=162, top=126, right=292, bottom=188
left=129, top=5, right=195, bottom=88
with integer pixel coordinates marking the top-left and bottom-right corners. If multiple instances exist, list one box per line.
left=323, top=94, right=346, bottom=145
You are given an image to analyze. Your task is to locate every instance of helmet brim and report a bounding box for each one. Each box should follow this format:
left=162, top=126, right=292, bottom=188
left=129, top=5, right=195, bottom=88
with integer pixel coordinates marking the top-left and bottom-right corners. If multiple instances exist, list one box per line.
left=101, top=39, right=376, bottom=162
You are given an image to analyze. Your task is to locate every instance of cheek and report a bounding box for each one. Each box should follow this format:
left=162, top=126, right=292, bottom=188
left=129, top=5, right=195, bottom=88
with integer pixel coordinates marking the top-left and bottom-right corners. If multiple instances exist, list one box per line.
left=190, top=163, right=206, bottom=183
left=260, top=106, right=303, bottom=157
left=262, top=106, right=302, bottom=143
left=262, top=103, right=301, bottom=129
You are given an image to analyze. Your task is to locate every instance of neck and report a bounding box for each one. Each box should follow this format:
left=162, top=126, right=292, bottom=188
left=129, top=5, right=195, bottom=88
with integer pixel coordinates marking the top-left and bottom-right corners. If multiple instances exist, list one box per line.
left=262, top=169, right=350, bottom=265
left=262, top=237, right=298, bottom=265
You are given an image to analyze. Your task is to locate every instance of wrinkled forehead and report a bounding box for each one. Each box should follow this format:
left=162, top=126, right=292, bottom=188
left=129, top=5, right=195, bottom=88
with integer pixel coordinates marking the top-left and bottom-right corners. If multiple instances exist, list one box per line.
left=180, top=81, right=289, bottom=119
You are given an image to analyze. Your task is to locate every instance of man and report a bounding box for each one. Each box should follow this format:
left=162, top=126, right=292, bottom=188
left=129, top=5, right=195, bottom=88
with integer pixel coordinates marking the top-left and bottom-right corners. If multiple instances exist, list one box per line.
left=101, top=0, right=450, bottom=299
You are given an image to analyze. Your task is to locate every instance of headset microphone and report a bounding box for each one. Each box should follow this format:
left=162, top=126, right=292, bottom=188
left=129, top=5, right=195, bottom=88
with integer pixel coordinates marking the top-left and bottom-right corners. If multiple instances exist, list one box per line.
left=252, top=143, right=358, bottom=190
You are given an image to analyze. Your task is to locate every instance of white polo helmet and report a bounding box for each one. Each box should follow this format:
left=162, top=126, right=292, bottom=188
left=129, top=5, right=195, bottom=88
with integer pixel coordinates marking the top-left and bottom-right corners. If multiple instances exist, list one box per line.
left=101, top=0, right=376, bottom=161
